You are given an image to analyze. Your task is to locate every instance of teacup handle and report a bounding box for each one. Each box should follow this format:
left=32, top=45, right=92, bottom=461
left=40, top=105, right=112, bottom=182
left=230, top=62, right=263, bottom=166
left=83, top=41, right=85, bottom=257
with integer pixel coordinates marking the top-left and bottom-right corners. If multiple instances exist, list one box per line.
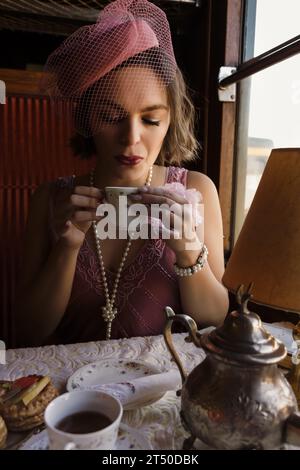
left=163, top=306, right=202, bottom=386
left=64, top=442, right=78, bottom=450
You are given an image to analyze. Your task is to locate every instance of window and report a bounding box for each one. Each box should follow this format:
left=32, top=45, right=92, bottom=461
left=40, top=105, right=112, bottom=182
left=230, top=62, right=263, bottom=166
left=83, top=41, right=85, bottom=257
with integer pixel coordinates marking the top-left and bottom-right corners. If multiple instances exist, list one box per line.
left=234, top=0, right=300, bottom=240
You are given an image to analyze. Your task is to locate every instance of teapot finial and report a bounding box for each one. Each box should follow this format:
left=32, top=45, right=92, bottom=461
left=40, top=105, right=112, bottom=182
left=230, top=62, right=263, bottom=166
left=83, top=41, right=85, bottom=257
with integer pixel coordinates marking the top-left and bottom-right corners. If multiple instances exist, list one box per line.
left=236, top=282, right=254, bottom=313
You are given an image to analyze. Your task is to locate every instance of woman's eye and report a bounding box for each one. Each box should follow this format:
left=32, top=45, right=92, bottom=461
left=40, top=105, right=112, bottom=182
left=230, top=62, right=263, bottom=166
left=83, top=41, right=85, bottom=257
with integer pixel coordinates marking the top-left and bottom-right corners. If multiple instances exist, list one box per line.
left=99, top=114, right=160, bottom=126
left=143, top=118, right=160, bottom=126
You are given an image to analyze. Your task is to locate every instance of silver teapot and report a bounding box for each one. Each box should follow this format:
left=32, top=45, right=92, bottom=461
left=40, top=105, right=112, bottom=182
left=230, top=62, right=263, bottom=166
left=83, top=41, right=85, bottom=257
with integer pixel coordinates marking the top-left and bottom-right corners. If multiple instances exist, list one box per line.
left=164, top=285, right=300, bottom=450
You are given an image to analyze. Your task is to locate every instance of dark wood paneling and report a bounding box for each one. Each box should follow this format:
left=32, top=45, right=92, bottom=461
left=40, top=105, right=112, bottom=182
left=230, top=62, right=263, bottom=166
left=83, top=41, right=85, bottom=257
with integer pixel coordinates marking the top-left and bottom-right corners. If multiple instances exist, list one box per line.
left=0, top=74, right=93, bottom=346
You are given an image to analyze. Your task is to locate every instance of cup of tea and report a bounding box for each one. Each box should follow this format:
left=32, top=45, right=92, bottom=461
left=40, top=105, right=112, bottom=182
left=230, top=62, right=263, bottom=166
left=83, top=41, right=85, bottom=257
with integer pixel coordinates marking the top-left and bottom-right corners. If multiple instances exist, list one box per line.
left=105, top=186, right=139, bottom=205
left=104, top=186, right=139, bottom=229
left=44, top=391, right=122, bottom=450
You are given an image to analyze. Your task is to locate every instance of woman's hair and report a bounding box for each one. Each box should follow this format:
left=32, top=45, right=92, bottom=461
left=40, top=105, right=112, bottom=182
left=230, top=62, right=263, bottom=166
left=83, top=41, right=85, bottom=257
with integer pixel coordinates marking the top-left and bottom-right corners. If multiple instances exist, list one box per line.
left=70, top=64, right=199, bottom=165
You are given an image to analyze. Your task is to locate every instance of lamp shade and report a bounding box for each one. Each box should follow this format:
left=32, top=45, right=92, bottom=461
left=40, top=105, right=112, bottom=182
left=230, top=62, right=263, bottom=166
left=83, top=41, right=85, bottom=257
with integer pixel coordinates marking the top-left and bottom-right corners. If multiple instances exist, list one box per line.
left=222, top=148, right=300, bottom=313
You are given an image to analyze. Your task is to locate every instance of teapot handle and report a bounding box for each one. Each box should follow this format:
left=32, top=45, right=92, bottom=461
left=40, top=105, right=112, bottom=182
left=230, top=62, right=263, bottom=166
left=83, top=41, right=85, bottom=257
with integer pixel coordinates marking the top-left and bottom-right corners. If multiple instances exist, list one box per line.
left=163, top=306, right=202, bottom=386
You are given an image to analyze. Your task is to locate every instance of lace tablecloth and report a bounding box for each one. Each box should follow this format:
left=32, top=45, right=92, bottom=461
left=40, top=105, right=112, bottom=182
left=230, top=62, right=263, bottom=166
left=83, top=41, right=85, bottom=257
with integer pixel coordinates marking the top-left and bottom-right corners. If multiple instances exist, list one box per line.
left=1, top=333, right=298, bottom=450
left=0, top=333, right=206, bottom=450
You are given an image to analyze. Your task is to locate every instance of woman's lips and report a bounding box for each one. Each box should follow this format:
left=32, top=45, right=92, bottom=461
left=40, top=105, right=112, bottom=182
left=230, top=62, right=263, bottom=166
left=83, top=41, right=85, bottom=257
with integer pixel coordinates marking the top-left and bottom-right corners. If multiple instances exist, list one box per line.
left=114, top=155, right=143, bottom=166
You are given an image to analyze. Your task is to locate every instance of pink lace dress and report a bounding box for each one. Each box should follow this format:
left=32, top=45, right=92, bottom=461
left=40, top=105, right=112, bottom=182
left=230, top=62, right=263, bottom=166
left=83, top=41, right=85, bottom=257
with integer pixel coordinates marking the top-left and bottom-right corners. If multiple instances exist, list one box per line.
left=47, top=166, right=187, bottom=344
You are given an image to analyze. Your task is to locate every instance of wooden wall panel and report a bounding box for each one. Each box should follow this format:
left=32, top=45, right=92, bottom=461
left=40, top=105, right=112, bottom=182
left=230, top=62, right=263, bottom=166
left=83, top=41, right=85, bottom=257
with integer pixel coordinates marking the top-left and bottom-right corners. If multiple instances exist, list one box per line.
left=0, top=79, right=93, bottom=346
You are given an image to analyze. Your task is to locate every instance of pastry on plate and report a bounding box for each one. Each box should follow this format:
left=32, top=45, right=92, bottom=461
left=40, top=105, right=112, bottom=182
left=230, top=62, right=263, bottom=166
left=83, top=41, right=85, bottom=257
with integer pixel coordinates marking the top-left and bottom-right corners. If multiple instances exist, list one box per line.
left=0, top=376, right=59, bottom=432
left=0, top=415, right=7, bottom=448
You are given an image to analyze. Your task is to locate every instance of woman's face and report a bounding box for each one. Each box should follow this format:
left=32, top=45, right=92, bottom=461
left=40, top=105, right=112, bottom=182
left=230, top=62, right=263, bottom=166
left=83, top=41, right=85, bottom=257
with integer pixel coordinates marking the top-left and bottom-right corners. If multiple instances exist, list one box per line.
left=92, top=66, right=170, bottom=182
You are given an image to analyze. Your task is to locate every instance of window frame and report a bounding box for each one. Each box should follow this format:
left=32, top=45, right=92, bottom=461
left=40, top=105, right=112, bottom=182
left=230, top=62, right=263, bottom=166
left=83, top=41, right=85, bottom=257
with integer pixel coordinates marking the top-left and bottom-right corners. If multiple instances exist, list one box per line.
left=217, top=0, right=300, bottom=251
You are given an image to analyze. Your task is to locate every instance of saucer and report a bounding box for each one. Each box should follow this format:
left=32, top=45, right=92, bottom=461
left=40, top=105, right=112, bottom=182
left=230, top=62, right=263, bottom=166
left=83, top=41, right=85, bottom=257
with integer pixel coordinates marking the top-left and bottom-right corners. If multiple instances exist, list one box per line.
left=67, top=359, right=165, bottom=410
left=19, top=424, right=152, bottom=450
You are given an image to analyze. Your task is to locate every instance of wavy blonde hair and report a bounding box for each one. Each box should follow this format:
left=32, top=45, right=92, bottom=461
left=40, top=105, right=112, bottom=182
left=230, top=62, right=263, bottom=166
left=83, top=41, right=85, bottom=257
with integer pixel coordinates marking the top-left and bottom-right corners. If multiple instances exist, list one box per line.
left=159, top=68, right=199, bottom=165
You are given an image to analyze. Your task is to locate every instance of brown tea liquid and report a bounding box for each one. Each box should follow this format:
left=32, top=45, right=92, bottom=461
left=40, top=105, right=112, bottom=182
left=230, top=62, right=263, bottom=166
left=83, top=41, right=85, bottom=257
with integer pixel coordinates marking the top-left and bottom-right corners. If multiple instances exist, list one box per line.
left=56, top=411, right=112, bottom=434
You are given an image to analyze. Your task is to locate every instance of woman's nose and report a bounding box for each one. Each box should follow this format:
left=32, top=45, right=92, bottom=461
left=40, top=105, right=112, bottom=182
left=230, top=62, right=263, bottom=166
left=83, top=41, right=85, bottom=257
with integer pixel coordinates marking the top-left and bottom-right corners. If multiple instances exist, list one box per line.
left=119, top=118, right=141, bottom=146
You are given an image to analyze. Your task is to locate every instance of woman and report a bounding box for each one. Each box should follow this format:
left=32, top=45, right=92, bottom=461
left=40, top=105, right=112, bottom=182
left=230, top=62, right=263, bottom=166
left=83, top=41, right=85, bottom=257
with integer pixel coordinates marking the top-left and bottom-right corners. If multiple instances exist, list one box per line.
left=15, top=0, right=228, bottom=346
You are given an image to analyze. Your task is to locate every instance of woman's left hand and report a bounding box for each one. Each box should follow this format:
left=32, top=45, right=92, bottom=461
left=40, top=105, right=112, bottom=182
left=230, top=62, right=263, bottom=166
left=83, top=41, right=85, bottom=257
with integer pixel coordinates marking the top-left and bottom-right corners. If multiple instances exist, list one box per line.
left=129, top=186, right=203, bottom=264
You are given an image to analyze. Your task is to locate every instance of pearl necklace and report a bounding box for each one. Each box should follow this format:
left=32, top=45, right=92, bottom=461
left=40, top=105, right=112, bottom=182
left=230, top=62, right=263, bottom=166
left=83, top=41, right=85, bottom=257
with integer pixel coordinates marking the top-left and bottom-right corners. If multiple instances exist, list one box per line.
left=90, top=166, right=153, bottom=340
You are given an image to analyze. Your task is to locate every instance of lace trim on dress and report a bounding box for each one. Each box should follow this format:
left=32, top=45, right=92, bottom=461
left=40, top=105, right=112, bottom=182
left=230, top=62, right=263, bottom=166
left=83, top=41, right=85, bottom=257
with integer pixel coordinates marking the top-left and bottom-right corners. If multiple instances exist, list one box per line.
left=166, top=166, right=188, bottom=186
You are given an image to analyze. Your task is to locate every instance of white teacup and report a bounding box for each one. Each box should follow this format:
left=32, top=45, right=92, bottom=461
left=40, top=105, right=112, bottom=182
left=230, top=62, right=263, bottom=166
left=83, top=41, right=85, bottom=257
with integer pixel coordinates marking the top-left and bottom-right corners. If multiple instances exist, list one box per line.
left=44, top=391, right=122, bottom=450
left=104, top=186, right=139, bottom=230
left=105, top=186, right=139, bottom=205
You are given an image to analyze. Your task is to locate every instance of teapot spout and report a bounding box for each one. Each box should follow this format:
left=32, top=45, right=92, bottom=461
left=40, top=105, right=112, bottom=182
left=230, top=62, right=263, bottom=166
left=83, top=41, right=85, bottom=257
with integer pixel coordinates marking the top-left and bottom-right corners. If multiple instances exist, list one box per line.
left=285, top=412, right=300, bottom=447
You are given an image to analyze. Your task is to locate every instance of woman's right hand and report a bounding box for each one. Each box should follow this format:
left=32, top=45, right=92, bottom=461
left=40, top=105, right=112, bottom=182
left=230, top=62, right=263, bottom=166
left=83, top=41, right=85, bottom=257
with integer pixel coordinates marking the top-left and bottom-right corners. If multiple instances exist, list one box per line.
left=53, top=185, right=103, bottom=249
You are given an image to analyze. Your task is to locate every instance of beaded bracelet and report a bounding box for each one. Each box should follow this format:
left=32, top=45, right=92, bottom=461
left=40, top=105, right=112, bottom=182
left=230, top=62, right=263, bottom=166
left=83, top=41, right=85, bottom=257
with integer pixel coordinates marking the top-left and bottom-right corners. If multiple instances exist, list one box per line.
left=174, top=244, right=209, bottom=277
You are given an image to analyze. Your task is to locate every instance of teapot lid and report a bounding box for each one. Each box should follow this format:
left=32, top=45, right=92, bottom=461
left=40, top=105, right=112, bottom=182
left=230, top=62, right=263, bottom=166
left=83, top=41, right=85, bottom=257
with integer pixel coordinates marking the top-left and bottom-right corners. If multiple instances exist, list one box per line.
left=201, top=284, right=286, bottom=365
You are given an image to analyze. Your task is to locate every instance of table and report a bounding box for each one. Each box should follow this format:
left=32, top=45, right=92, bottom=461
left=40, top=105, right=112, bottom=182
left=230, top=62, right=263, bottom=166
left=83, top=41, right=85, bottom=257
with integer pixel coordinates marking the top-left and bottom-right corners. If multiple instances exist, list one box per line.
left=0, top=333, right=206, bottom=450
left=0, top=332, right=298, bottom=450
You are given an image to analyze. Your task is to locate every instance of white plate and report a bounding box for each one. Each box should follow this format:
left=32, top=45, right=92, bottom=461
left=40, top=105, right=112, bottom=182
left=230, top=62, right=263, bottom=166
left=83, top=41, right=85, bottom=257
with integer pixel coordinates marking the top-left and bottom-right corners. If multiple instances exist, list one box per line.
left=19, top=424, right=152, bottom=450
left=66, top=359, right=165, bottom=410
